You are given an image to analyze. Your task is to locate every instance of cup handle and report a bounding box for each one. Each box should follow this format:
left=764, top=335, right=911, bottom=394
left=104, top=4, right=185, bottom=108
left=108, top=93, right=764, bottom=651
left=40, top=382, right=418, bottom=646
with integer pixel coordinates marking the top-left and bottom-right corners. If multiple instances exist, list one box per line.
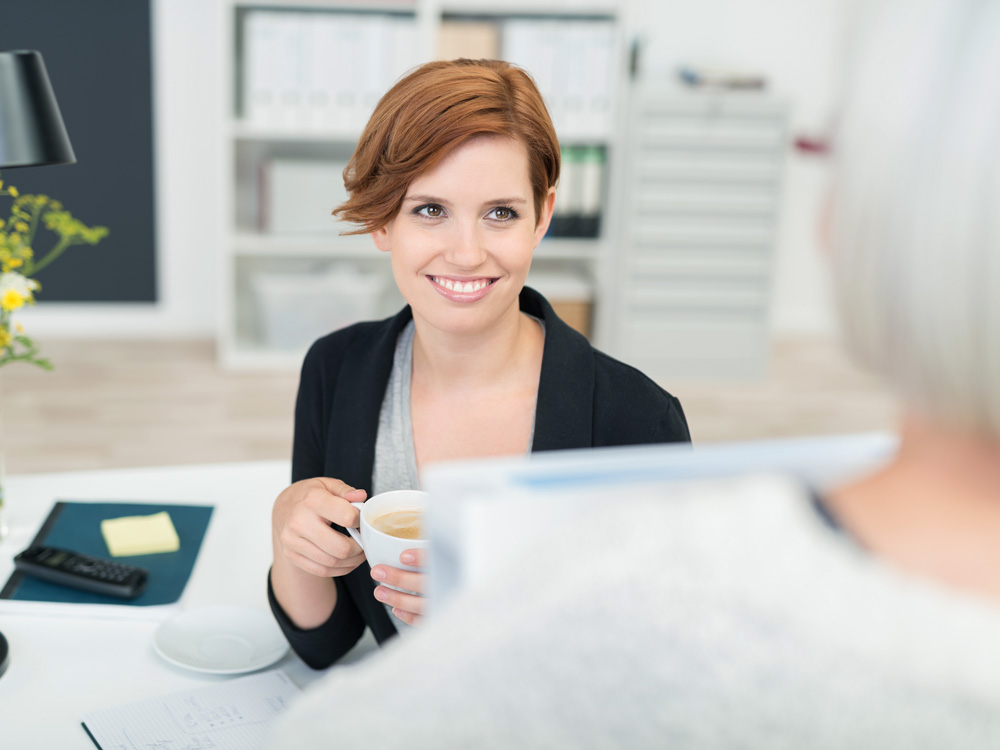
left=346, top=501, right=365, bottom=549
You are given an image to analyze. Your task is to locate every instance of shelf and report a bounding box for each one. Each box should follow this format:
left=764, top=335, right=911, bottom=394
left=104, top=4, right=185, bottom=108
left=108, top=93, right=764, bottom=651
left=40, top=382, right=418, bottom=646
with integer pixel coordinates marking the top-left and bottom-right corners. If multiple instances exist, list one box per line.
left=233, top=231, right=374, bottom=257
left=230, top=0, right=416, bottom=12
left=231, top=121, right=359, bottom=143
left=222, top=343, right=308, bottom=371
left=534, top=238, right=602, bottom=260
left=439, top=2, right=615, bottom=18
left=233, top=232, right=601, bottom=261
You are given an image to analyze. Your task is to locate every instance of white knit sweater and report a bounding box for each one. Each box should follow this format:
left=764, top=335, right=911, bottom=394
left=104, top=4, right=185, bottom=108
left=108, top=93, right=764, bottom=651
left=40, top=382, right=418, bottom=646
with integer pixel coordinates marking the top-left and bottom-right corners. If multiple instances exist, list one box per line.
left=270, top=474, right=1000, bottom=749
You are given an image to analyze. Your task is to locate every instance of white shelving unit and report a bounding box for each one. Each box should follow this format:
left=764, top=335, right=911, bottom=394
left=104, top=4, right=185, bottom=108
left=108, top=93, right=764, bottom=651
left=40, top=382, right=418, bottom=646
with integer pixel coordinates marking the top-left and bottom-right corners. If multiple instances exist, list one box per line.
left=218, top=0, right=625, bottom=370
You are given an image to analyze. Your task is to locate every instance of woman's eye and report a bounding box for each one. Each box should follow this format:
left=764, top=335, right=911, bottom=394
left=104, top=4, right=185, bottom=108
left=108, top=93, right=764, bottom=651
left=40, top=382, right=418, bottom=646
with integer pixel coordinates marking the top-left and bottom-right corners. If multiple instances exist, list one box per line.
left=415, top=204, right=444, bottom=218
left=489, top=207, right=518, bottom=221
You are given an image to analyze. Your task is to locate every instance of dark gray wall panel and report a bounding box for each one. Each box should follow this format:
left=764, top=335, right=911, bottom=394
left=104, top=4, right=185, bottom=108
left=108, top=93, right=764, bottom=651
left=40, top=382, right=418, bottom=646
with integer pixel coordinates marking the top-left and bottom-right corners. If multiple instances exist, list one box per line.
left=0, top=0, right=156, bottom=302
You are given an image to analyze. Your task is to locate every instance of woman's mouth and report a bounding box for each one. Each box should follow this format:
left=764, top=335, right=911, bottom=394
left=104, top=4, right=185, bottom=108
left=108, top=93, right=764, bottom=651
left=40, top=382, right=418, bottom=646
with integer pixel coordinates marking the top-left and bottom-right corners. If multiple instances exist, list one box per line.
left=427, top=275, right=498, bottom=301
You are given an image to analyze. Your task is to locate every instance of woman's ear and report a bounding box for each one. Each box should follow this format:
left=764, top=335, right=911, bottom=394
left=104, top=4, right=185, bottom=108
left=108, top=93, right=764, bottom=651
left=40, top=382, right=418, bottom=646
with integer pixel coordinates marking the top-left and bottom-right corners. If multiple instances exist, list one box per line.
left=371, top=225, right=392, bottom=253
left=532, top=187, right=557, bottom=247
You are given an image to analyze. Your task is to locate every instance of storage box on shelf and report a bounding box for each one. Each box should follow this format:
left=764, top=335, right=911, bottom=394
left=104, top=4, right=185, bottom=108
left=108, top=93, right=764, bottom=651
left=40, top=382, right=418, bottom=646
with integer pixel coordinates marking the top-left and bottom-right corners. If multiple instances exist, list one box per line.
left=251, top=264, right=386, bottom=350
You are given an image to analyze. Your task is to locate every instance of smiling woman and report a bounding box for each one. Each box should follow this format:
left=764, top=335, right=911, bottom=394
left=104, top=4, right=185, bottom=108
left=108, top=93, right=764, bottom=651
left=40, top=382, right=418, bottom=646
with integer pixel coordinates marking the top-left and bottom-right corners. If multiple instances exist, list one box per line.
left=266, top=58, right=692, bottom=671
left=373, top=136, right=545, bottom=343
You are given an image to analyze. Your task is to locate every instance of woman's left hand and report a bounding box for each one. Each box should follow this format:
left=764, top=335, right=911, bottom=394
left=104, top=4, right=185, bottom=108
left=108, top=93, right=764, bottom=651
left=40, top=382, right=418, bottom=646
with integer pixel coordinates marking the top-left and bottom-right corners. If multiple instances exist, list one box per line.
left=370, top=549, right=426, bottom=626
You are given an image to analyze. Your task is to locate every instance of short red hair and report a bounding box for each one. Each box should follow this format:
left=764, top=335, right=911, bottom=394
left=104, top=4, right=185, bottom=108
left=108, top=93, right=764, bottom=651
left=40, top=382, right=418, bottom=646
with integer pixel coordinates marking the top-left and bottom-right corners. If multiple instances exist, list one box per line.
left=334, top=59, right=560, bottom=234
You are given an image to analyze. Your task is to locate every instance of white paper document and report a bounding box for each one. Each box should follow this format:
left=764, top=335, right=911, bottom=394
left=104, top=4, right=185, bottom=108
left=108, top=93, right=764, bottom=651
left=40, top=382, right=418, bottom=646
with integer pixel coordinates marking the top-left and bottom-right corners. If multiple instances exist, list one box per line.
left=81, top=669, right=300, bottom=750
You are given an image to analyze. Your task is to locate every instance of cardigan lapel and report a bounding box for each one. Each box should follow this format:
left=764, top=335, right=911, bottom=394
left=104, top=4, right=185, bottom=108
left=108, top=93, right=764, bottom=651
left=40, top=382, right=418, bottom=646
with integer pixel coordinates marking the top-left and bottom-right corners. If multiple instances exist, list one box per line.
left=325, top=308, right=414, bottom=494
left=324, top=309, right=413, bottom=645
left=522, top=287, right=596, bottom=451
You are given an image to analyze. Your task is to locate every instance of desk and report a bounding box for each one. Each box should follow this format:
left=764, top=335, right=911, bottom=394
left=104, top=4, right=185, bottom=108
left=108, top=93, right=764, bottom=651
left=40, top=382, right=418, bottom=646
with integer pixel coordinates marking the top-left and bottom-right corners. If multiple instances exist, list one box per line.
left=0, top=461, right=376, bottom=749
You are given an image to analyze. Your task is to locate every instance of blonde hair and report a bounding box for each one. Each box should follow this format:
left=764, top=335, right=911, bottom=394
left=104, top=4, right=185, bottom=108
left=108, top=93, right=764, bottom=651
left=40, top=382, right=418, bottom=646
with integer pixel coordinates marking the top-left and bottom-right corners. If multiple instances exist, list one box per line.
left=829, top=0, right=1000, bottom=437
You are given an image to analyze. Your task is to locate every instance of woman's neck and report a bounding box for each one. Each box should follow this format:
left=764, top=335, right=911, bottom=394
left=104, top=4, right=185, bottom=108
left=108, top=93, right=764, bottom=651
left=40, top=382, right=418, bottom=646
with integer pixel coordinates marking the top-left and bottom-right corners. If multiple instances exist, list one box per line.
left=828, top=413, right=1000, bottom=598
left=410, top=303, right=542, bottom=390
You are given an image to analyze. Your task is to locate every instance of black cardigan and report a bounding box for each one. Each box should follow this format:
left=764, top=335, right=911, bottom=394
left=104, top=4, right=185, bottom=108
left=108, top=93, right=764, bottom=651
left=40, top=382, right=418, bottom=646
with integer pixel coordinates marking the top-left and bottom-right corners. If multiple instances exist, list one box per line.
left=269, top=287, right=691, bottom=668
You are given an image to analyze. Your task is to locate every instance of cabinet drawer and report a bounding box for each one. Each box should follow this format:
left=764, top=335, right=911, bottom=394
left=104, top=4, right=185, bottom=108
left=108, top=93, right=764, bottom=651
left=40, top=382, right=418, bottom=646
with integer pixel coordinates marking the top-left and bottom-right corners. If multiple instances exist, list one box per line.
left=636, top=152, right=783, bottom=185
left=635, top=185, right=778, bottom=217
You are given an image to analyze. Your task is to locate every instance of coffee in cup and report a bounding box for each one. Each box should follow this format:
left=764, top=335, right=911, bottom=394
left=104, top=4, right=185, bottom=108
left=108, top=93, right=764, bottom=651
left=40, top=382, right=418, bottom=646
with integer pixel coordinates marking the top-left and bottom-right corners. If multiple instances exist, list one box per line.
left=371, top=509, right=423, bottom=540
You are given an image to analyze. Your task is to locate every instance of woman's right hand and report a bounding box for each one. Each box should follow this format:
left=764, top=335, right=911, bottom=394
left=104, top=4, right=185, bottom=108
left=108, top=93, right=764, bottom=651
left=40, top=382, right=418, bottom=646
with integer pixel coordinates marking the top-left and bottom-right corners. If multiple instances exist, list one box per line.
left=272, top=477, right=368, bottom=578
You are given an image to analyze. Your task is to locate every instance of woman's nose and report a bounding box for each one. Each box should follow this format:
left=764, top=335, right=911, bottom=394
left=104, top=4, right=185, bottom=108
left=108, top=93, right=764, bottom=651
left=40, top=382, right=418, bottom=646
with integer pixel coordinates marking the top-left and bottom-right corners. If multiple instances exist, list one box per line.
left=442, top=221, right=487, bottom=269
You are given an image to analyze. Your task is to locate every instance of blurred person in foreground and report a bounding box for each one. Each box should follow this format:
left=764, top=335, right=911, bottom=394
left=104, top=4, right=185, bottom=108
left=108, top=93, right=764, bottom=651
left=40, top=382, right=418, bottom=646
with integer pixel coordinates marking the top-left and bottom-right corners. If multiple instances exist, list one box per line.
left=270, top=0, right=1000, bottom=746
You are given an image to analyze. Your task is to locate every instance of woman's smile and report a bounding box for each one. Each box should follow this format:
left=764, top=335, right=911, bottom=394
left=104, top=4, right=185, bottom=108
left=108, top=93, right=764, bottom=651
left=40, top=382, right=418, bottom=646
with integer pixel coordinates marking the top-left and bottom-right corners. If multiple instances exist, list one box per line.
left=427, top=275, right=498, bottom=301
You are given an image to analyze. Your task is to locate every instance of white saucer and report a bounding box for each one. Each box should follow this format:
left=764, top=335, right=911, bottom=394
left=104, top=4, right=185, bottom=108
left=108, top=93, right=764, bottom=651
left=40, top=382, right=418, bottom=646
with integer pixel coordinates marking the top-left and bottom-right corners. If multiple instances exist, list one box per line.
left=153, top=605, right=288, bottom=674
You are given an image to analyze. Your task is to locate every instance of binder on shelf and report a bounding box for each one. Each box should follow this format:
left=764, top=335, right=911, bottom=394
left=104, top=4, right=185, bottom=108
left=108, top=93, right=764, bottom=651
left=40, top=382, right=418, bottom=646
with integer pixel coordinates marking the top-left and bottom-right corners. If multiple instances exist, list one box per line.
left=550, top=146, right=605, bottom=238
left=437, top=20, right=500, bottom=60
left=241, top=10, right=418, bottom=134
left=389, top=15, right=419, bottom=85
left=302, top=14, right=336, bottom=130
left=242, top=11, right=284, bottom=127
left=577, top=146, right=605, bottom=237
left=0, top=501, right=214, bottom=619
left=502, top=18, right=615, bottom=141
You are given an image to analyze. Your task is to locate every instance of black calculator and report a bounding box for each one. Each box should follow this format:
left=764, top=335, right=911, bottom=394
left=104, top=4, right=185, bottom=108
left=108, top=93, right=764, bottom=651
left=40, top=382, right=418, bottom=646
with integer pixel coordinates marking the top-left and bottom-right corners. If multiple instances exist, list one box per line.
left=14, top=546, right=149, bottom=599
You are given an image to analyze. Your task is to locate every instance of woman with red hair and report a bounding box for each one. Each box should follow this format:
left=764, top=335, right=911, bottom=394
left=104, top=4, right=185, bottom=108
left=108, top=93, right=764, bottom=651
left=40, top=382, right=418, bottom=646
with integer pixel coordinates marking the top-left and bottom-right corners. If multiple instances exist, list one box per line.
left=267, top=59, right=690, bottom=668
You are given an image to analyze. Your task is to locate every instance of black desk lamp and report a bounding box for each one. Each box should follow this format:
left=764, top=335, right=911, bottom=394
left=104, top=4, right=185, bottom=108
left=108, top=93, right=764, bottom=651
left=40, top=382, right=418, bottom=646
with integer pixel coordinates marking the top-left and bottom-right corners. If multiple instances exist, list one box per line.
left=0, top=48, right=76, bottom=679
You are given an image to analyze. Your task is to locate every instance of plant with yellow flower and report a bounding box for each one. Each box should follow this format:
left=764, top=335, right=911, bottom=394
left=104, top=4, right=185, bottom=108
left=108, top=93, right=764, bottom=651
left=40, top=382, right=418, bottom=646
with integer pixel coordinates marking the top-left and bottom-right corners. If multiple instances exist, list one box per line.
left=0, top=172, right=108, bottom=369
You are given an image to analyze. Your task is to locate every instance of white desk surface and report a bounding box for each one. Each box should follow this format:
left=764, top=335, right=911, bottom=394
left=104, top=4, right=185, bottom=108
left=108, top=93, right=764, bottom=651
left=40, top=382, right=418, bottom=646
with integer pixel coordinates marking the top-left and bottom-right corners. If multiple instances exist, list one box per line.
left=0, top=460, right=376, bottom=749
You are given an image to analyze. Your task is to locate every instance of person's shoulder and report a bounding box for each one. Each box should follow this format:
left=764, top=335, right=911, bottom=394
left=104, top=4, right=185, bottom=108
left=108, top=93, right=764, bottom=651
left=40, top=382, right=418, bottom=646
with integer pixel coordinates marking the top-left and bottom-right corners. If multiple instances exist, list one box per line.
left=301, top=312, right=407, bottom=375
left=590, top=349, right=691, bottom=445
left=305, top=318, right=385, bottom=357
left=591, top=349, right=669, bottom=393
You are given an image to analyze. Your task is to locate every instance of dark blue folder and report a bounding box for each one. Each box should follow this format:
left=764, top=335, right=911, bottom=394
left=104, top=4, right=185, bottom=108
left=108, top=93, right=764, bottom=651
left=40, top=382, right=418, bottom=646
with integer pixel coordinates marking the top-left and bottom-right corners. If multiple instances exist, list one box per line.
left=1, top=501, right=214, bottom=607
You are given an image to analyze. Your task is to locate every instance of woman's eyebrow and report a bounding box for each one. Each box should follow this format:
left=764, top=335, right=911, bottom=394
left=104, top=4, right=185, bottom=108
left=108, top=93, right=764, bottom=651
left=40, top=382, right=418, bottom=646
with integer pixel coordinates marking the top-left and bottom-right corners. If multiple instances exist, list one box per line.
left=403, top=195, right=529, bottom=207
left=403, top=194, right=449, bottom=205
left=481, top=197, right=528, bottom=206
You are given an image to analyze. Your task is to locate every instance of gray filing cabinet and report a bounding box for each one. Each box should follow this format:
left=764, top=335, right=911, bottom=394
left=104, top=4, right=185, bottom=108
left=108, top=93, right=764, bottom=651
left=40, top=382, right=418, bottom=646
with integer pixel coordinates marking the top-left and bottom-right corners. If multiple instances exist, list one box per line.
left=610, top=91, right=788, bottom=380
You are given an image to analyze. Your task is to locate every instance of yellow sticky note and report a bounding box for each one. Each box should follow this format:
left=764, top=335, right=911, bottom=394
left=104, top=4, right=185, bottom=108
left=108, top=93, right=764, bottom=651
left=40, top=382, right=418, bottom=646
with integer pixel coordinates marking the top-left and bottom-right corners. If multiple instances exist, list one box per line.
left=101, top=511, right=180, bottom=557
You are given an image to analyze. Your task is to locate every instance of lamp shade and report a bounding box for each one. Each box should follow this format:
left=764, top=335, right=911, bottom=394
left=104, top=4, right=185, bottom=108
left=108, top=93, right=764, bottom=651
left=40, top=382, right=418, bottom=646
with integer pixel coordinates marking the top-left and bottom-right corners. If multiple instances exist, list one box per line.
left=0, top=50, right=75, bottom=168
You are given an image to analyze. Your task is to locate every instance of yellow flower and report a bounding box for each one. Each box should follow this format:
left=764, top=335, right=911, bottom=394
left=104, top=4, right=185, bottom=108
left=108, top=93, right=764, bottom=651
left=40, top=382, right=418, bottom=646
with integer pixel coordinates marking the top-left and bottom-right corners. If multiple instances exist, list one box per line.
left=7, top=258, right=22, bottom=268
left=1, top=289, right=26, bottom=311
left=0, top=327, right=10, bottom=349
left=14, top=221, right=28, bottom=233
left=8, top=186, right=18, bottom=198
left=16, top=323, right=24, bottom=333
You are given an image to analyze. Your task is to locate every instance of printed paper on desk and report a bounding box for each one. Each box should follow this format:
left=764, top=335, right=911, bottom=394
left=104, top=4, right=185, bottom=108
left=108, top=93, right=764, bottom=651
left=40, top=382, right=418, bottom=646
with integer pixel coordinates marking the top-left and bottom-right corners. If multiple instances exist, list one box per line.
left=81, top=669, right=301, bottom=750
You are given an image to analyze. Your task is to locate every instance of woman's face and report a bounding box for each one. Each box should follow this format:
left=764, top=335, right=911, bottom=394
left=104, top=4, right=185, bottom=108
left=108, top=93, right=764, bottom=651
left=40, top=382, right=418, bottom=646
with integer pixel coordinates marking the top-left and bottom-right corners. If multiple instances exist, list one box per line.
left=372, top=135, right=555, bottom=338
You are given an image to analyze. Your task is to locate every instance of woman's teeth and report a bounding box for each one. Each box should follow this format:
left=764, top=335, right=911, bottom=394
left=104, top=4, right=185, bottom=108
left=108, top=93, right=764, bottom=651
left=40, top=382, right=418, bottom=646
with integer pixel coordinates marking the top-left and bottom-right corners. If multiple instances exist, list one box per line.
left=432, top=277, right=493, bottom=293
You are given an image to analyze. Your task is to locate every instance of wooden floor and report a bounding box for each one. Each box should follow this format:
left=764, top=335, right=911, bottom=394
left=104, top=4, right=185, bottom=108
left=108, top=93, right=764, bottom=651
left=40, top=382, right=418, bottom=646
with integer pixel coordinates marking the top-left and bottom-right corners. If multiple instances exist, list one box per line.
left=0, top=337, right=898, bottom=476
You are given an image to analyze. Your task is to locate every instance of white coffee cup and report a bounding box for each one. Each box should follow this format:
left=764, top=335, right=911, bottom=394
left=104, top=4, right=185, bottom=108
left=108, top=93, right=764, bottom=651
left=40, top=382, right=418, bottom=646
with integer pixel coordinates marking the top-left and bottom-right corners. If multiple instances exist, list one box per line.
left=346, top=490, right=429, bottom=592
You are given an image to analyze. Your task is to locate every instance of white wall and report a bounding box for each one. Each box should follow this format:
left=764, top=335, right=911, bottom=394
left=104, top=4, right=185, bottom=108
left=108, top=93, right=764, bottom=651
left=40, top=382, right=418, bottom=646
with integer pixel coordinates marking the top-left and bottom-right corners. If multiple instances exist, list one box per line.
left=626, top=0, right=852, bottom=335
left=19, top=0, right=221, bottom=339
